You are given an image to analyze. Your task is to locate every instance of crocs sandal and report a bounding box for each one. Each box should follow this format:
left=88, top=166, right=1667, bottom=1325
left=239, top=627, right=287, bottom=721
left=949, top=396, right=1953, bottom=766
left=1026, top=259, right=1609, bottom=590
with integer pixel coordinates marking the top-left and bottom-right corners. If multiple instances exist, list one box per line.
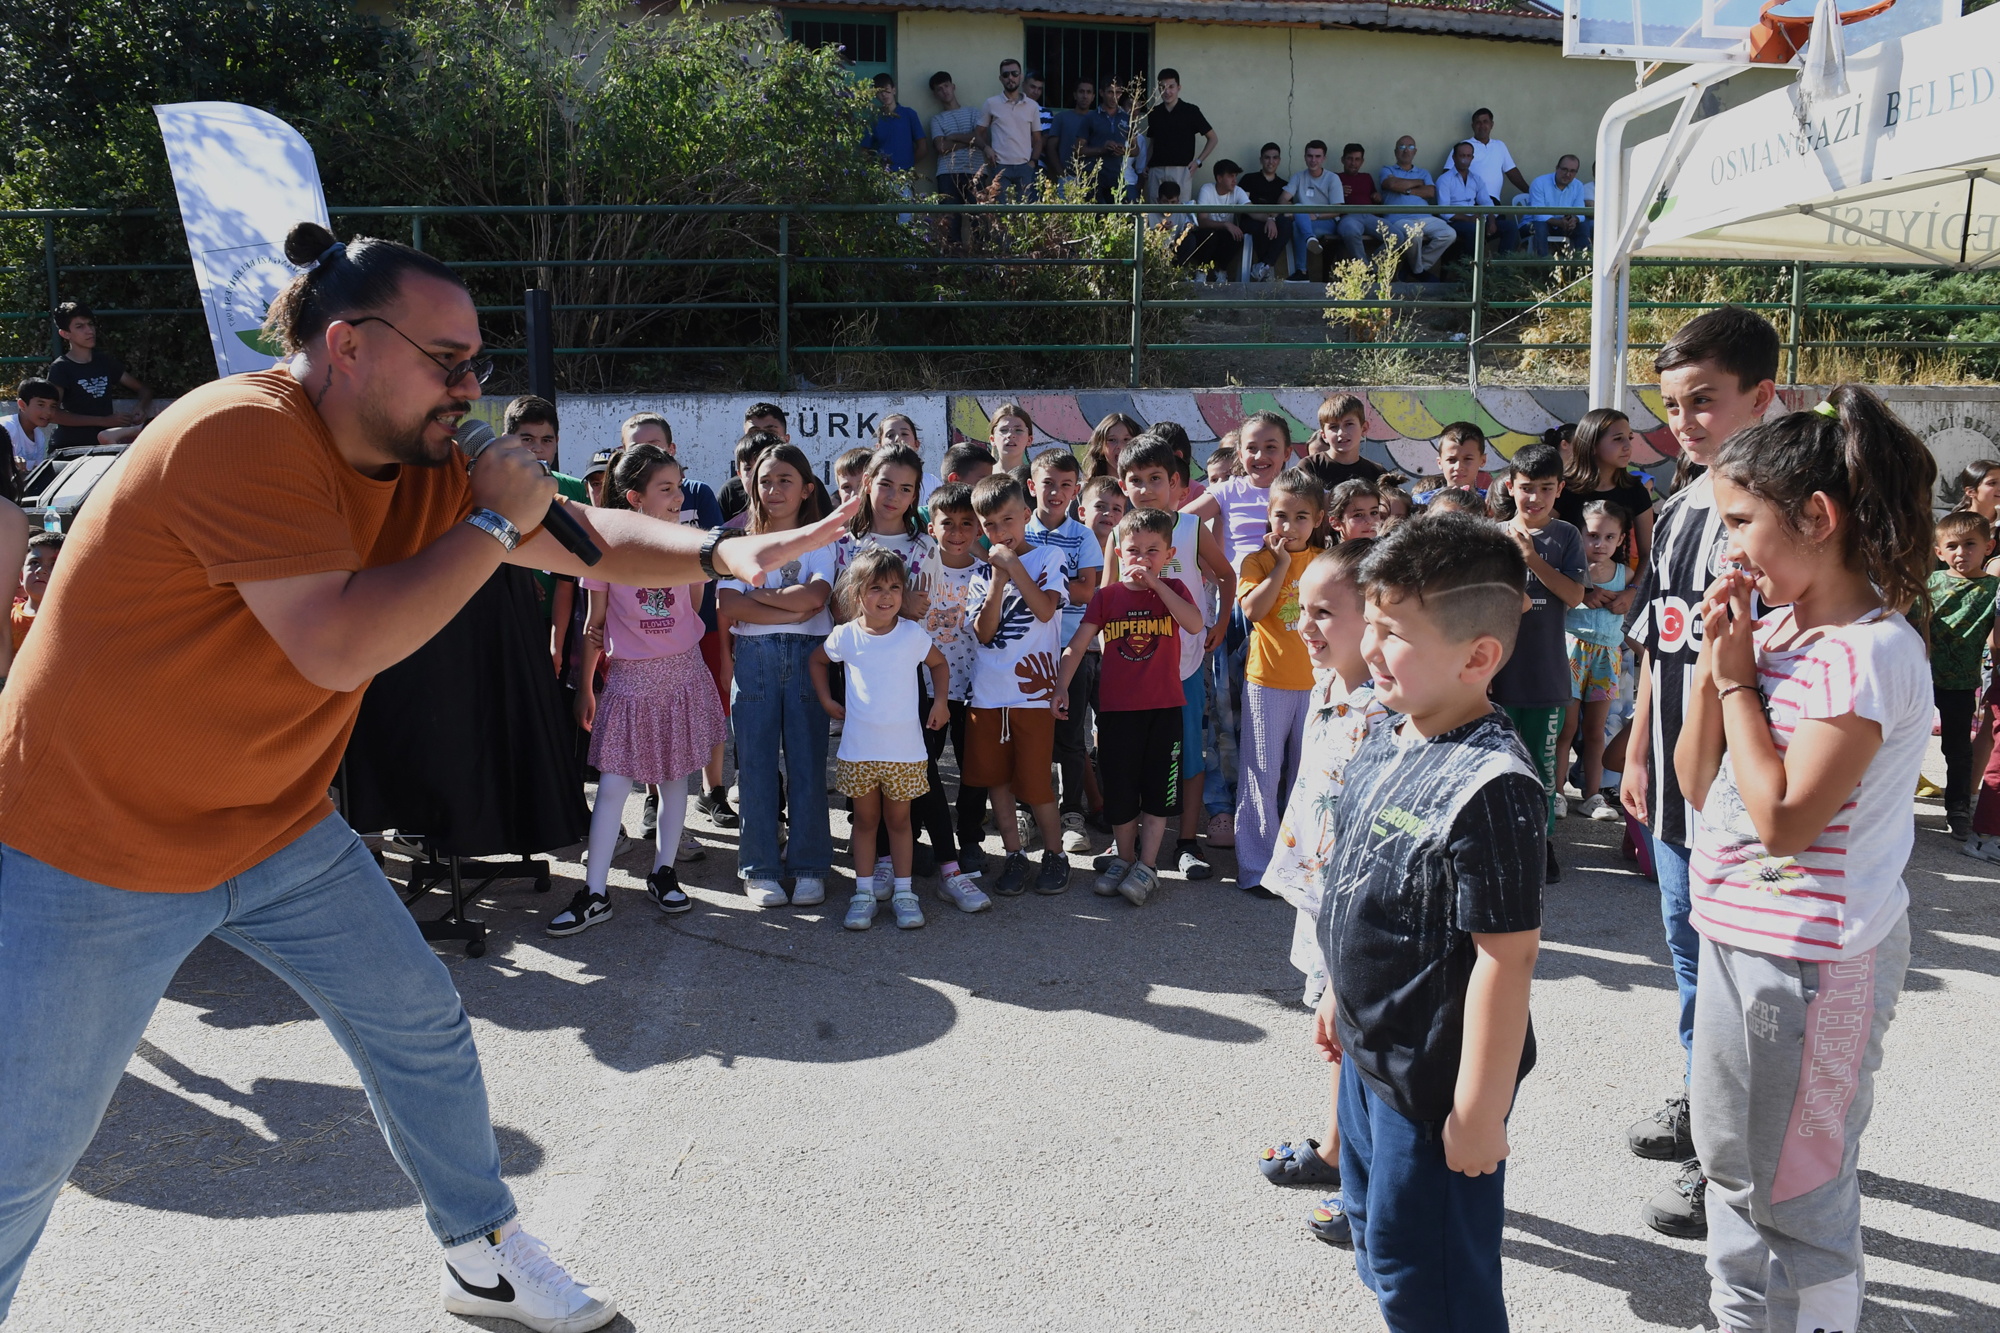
left=1308, top=1196, right=1353, bottom=1247
left=1257, top=1139, right=1341, bottom=1188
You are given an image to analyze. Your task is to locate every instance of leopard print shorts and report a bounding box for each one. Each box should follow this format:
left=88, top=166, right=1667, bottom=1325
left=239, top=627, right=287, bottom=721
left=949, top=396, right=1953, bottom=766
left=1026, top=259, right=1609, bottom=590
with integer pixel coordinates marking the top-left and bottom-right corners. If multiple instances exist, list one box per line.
left=835, top=758, right=931, bottom=801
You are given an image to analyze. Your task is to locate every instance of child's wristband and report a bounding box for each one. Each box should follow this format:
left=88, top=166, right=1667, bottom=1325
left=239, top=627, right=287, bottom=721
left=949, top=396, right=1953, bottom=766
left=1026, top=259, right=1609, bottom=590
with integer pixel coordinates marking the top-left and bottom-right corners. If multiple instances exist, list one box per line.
left=1716, top=683, right=1761, bottom=704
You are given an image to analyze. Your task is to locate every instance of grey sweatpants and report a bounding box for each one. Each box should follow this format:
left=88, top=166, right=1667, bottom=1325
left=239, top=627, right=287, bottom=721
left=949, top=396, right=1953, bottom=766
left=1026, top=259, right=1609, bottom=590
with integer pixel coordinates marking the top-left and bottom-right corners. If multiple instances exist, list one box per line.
left=1691, top=914, right=1909, bottom=1333
left=1233, top=680, right=1309, bottom=887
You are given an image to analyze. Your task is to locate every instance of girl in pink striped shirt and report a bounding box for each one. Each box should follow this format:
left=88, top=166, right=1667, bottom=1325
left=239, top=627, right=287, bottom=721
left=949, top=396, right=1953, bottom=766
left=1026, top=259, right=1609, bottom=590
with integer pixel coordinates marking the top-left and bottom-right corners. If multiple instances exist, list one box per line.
left=1674, top=386, right=1934, bottom=1333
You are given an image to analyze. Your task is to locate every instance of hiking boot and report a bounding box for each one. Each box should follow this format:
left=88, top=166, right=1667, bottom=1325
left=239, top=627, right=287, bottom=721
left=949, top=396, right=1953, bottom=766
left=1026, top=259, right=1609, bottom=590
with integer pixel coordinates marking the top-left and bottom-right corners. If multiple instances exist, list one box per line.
left=1640, top=1160, right=1707, bottom=1239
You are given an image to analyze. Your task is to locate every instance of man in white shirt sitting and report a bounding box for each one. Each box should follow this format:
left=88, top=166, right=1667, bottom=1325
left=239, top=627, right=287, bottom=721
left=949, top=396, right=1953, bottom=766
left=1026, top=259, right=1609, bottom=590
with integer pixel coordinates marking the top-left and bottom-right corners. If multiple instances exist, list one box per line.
left=1526, top=154, right=1593, bottom=256
left=1176, top=160, right=1250, bottom=282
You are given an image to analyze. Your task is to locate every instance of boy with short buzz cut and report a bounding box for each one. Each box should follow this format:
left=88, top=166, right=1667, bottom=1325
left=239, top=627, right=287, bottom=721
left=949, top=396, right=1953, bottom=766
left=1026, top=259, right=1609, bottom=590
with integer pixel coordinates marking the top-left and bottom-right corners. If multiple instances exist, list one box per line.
left=833, top=446, right=875, bottom=504
left=1315, top=513, right=1543, bottom=1329
left=12, top=532, right=63, bottom=656
left=1413, top=422, right=1489, bottom=505
left=1114, top=435, right=1236, bottom=878
left=965, top=473, right=1071, bottom=896
left=941, top=442, right=997, bottom=487
left=718, top=403, right=791, bottom=520
left=1310, top=394, right=1387, bottom=486
left=1053, top=506, right=1204, bottom=904
left=1619, top=304, right=1780, bottom=1239
left=1928, top=510, right=1996, bottom=846
left=2, top=379, right=59, bottom=479
left=1488, top=441, right=1586, bottom=882
left=1025, top=449, right=1106, bottom=847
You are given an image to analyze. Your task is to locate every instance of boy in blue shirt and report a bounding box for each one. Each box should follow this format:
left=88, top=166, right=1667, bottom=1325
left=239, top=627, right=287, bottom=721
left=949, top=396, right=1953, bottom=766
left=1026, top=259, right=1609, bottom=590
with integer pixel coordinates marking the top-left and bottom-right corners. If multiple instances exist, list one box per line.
left=1024, top=449, right=1105, bottom=846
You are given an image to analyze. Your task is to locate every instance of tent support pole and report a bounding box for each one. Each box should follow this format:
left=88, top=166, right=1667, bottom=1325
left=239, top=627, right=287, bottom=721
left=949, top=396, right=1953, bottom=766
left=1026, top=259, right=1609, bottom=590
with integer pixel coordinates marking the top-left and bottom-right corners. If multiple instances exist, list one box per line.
left=1590, top=61, right=1745, bottom=408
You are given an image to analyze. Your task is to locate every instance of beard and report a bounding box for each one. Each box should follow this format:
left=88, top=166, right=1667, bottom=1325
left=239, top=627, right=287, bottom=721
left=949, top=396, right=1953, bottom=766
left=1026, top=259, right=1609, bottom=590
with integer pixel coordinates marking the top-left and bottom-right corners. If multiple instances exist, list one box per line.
left=359, top=394, right=461, bottom=468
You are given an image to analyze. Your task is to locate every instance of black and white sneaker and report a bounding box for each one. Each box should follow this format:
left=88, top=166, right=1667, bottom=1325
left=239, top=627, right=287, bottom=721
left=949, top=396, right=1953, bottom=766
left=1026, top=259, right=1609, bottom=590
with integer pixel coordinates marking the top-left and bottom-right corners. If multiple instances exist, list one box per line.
left=647, top=865, right=692, bottom=914
left=1640, top=1159, right=1708, bottom=1239
left=1176, top=841, right=1211, bottom=881
left=1627, top=1090, right=1695, bottom=1160
left=546, top=890, right=611, bottom=937
left=443, top=1221, right=617, bottom=1332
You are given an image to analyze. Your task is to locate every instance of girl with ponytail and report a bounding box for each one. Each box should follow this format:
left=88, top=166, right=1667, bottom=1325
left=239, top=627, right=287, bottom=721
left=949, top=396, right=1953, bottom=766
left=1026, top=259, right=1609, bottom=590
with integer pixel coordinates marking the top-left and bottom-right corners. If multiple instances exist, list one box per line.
left=1671, top=385, right=1935, bottom=1333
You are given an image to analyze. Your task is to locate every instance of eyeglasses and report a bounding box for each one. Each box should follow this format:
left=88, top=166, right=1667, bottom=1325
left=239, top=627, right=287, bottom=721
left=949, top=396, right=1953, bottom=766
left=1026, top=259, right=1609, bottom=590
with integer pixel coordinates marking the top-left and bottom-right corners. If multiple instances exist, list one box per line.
left=348, top=316, right=493, bottom=391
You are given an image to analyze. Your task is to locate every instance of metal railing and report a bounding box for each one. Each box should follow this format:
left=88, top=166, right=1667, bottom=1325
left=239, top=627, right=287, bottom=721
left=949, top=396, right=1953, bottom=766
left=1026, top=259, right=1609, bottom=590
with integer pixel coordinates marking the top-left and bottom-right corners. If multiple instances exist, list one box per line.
left=3, top=202, right=1990, bottom=390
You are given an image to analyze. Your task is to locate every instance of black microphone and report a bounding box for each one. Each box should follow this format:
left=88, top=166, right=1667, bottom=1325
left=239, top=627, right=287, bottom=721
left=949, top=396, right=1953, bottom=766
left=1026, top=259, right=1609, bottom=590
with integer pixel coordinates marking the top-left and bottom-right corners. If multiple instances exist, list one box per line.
left=457, top=420, right=602, bottom=566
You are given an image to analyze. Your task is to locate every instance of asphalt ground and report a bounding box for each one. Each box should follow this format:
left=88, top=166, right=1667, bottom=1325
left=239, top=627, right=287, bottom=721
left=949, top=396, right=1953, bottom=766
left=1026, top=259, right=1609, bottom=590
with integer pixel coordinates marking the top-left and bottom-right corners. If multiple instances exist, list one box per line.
left=10, top=740, right=1998, bottom=1332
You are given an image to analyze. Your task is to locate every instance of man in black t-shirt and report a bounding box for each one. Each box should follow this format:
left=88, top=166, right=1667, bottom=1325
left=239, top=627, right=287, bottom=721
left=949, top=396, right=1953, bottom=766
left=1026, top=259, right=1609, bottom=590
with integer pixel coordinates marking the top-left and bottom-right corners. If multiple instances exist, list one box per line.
left=46, top=303, right=151, bottom=451
left=1141, top=69, right=1215, bottom=205
left=1240, top=142, right=1288, bottom=279
left=1315, top=514, right=1541, bottom=1329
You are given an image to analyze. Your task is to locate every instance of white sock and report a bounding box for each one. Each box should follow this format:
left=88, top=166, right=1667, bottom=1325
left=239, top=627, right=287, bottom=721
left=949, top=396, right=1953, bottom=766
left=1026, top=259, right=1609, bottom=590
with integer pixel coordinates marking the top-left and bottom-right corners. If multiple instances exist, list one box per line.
left=894, top=877, right=913, bottom=896
left=585, top=774, right=635, bottom=893
left=654, top=781, right=687, bottom=872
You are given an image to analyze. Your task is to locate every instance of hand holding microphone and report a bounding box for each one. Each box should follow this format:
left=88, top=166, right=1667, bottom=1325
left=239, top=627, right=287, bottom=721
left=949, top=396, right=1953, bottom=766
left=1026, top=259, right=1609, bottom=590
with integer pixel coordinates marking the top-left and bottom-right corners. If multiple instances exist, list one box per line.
left=459, top=421, right=602, bottom=566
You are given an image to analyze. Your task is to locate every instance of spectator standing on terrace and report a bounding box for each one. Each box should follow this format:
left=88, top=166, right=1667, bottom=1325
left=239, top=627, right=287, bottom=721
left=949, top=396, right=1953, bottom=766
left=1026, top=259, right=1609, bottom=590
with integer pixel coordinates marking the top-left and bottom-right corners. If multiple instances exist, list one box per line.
left=46, top=303, right=152, bottom=450
left=1333, top=143, right=1383, bottom=263
left=1080, top=82, right=1128, bottom=202
left=1281, top=141, right=1342, bottom=282
left=929, top=72, right=987, bottom=246
left=975, top=59, right=1043, bottom=201
left=1455, top=107, right=1531, bottom=207
left=1378, top=136, right=1456, bottom=280
left=1048, top=78, right=1094, bottom=180
left=1242, top=142, right=1288, bottom=281
left=861, top=74, right=930, bottom=173
left=1143, top=69, right=1216, bottom=205
left=1527, top=155, right=1593, bottom=256
left=1439, top=140, right=1515, bottom=263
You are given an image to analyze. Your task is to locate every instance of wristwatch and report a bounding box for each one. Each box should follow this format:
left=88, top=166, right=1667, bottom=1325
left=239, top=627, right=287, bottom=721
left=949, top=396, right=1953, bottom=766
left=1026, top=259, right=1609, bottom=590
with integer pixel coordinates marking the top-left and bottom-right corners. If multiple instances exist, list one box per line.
left=700, top=526, right=748, bottom=581
left=464, top=507, right=521, bottom=552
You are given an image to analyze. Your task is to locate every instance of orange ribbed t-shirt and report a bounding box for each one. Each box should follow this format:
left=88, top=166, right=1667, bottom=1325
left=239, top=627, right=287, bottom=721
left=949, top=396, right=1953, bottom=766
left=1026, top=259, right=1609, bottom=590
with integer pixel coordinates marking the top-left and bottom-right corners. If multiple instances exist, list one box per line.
left=0, top=368, right=472, bottom=892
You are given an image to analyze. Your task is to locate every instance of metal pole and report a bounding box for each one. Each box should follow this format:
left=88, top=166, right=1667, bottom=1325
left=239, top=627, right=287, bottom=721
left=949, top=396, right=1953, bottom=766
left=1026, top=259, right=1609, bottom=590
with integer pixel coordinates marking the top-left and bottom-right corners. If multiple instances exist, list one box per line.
left=42, top=218, right=59, bottom=358
left=1468, top=214, right=1485, bottom=390
left=524, top=288, right=556, bottom=400
left=777, top=214, right=790, bottom=387
left=1787, top=261, right=1806, bottom=386
left=412, top=213, right=424, bottom=252
left=1130, top=211, right=1145, bottom=390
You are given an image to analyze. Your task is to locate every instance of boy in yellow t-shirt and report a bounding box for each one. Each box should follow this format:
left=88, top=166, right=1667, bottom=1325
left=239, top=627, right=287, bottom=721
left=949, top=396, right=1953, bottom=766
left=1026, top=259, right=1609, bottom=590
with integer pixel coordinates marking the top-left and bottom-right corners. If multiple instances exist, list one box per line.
left=1233, top=471, right=1327, bottom=893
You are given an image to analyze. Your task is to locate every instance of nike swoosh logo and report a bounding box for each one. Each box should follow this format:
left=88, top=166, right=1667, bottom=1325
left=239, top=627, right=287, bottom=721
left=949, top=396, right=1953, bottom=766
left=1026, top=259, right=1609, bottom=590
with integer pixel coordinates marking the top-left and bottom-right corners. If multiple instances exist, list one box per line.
left=447, top=1264, right=515, bottom=1304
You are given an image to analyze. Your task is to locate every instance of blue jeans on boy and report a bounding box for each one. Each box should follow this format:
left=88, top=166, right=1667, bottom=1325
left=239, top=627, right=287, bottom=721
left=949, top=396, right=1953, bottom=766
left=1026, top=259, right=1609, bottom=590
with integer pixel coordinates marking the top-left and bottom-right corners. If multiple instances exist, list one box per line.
left=1339, top=1058, right=1509, bottom=1332
left=1291, top=215, right=1341, bottom=271
left=730, top=632, right=832, bottom=883
left=1651, top=835, right=1699, bottom=1078
left=0, top=816, right=516, bottom=1318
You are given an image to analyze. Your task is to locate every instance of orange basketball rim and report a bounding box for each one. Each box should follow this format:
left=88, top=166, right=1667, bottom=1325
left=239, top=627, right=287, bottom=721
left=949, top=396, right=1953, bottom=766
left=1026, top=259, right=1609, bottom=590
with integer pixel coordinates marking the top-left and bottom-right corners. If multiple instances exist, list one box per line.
left=1746, top=0, right=1898, bottom=62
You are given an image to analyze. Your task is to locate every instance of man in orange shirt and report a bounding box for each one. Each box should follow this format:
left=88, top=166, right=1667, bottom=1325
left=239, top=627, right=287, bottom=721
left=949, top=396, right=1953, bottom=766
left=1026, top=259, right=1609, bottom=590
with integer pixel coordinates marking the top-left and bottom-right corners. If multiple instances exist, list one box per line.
left=0, top=223, right=854, bottom=1332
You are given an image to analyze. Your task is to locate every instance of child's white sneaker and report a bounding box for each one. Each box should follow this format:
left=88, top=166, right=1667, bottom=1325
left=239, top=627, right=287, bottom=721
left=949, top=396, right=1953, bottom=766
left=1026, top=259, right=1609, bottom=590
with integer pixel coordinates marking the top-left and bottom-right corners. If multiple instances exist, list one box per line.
left=872, top=857, right=895, bottom=901
left=939, top=871, right=991, bottom=912
left=1963, top=833, right=2000, bottom=865
left=891, top=892, right=926, bottom=929
left=843, top=893, right=877, bottom=930
left=744, top=878, right=788, bottom=908
left=1553, top=794, right=1569, bottom=819
left=442, top=1221, right=616, bottom=1333
left=1580, top=793, right=1620, bottom=822
left=791, top=876, right=826, bottom=907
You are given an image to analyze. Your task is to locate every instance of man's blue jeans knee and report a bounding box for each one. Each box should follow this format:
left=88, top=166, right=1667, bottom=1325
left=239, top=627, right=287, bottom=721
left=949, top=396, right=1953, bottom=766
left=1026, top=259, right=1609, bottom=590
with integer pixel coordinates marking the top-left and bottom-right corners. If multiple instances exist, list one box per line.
left=1336, top=213, right=1382, bottom=261
left=1650, top=835, right=1699, bottom=1078
left=1291, top=216, right=1341, bottom=271
left=0, top=816, right=516, bottom=1319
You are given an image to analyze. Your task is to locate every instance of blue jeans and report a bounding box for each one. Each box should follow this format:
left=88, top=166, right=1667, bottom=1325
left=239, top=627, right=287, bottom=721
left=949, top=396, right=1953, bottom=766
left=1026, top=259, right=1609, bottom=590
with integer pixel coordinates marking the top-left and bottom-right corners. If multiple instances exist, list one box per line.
left=1651, top=835, right=1699, bottom=1078
left=1531, top=217, right=1593, bottom=256
left=1336, top=212, right=1382, bottom=260
left=1339, top=1058, right=1509, bottom=1332
left=1205, top=616, right=1246, bottom=817
left=1291, top=215, right=1341, bottom=271
left=0, top=816, right=514, bottom=1318
left=730, top=632, right=832, bottom=881
left=994, top=161, right=1037, bottom=201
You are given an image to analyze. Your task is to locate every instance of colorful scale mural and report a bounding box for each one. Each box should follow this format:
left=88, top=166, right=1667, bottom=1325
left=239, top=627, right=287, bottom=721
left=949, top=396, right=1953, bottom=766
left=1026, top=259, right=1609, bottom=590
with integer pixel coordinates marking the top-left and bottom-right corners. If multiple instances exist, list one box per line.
left=943, top=386, right=1771, bottom=494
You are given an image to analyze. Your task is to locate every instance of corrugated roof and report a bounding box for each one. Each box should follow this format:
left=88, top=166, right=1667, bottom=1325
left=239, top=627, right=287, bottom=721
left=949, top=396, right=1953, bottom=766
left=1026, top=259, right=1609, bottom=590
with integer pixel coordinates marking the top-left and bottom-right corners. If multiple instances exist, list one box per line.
left=789, top=0, right=1564, bottom=40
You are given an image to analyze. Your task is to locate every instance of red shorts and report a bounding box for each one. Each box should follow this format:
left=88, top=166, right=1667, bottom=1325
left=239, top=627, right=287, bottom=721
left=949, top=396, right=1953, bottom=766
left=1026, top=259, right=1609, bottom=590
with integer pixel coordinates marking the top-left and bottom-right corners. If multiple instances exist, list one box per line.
left=699, top=627, right=729, bottom=718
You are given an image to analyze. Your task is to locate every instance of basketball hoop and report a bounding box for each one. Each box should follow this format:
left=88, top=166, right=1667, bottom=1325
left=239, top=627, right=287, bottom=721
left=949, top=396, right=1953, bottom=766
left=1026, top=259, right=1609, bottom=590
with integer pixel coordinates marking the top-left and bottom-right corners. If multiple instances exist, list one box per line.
left=1745, top=0, right=1895, bottom=63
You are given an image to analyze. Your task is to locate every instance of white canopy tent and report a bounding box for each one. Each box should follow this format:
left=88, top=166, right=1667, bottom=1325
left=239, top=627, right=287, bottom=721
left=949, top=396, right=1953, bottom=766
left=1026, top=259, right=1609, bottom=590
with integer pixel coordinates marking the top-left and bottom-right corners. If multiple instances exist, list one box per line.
left=1587, top=3, right=2000, bottom=405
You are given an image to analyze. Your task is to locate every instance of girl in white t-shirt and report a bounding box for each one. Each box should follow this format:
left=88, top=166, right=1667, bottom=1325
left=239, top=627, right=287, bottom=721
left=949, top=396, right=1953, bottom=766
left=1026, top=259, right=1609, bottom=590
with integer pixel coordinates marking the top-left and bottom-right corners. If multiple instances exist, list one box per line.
left=1675, top=387, right=1934, bottom=1333
left=551, top=446, right=727, bottom=937
left=812, top=549, right=951, bottom=932
left=719, top=443, right=838, bottom=910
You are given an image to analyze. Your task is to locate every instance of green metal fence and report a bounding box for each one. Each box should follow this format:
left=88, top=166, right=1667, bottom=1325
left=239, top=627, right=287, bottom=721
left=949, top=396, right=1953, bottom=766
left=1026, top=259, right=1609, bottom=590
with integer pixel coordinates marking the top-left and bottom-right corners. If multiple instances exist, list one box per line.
left=3, top=202, right=1989, bottom=390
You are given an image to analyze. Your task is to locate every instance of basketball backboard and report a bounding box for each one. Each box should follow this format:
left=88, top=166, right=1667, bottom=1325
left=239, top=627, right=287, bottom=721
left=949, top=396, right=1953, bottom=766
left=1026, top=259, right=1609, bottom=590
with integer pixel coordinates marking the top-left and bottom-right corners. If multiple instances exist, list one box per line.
left=1563, top=0, right=1954, bottom=63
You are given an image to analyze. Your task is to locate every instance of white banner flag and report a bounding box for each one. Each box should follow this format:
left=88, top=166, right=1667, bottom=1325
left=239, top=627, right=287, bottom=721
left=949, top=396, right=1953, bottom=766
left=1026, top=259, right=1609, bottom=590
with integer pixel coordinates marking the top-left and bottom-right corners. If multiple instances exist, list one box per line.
left=154, top=102, right=329, bottom=379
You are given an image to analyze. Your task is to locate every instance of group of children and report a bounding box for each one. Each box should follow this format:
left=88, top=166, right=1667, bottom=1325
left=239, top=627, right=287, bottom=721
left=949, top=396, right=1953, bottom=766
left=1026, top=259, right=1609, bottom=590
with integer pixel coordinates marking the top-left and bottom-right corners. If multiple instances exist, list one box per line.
left=446, top=303, right=1954, bottom=1332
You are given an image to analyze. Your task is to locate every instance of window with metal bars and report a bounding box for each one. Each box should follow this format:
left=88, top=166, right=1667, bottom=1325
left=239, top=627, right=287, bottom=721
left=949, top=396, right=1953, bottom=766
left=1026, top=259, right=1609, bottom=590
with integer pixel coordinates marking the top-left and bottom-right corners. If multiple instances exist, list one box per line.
left=786, top=11, right=894, bottom=83
left=1023, top=22, right=1151, bottom=111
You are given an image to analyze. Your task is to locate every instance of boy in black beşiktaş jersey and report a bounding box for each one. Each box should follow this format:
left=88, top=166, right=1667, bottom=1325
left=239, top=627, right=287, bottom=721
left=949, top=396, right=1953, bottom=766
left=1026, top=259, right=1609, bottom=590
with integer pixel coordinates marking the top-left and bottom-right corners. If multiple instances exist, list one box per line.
left=1314, top=513, right=1543, bottom=1331
left=1617, top=306, right=1779, bottom=1241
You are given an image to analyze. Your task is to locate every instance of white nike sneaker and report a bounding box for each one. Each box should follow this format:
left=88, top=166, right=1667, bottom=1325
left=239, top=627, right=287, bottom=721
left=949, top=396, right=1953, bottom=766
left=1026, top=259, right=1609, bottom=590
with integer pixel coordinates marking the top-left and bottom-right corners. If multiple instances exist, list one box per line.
left=442, top=1221, right=616, bottom=1333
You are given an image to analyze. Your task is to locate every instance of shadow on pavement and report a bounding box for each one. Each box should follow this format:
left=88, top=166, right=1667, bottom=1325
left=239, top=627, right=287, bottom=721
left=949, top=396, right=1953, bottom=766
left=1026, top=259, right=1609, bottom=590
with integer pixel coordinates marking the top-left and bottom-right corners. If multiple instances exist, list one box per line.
left=1501, top=1209, right=1710, bottom=1327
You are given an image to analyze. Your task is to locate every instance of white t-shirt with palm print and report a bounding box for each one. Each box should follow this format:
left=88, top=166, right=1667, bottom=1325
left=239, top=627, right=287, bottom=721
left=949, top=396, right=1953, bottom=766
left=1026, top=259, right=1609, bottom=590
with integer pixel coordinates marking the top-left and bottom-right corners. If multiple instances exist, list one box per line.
left=965, top=545, right=1066, bottom=710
